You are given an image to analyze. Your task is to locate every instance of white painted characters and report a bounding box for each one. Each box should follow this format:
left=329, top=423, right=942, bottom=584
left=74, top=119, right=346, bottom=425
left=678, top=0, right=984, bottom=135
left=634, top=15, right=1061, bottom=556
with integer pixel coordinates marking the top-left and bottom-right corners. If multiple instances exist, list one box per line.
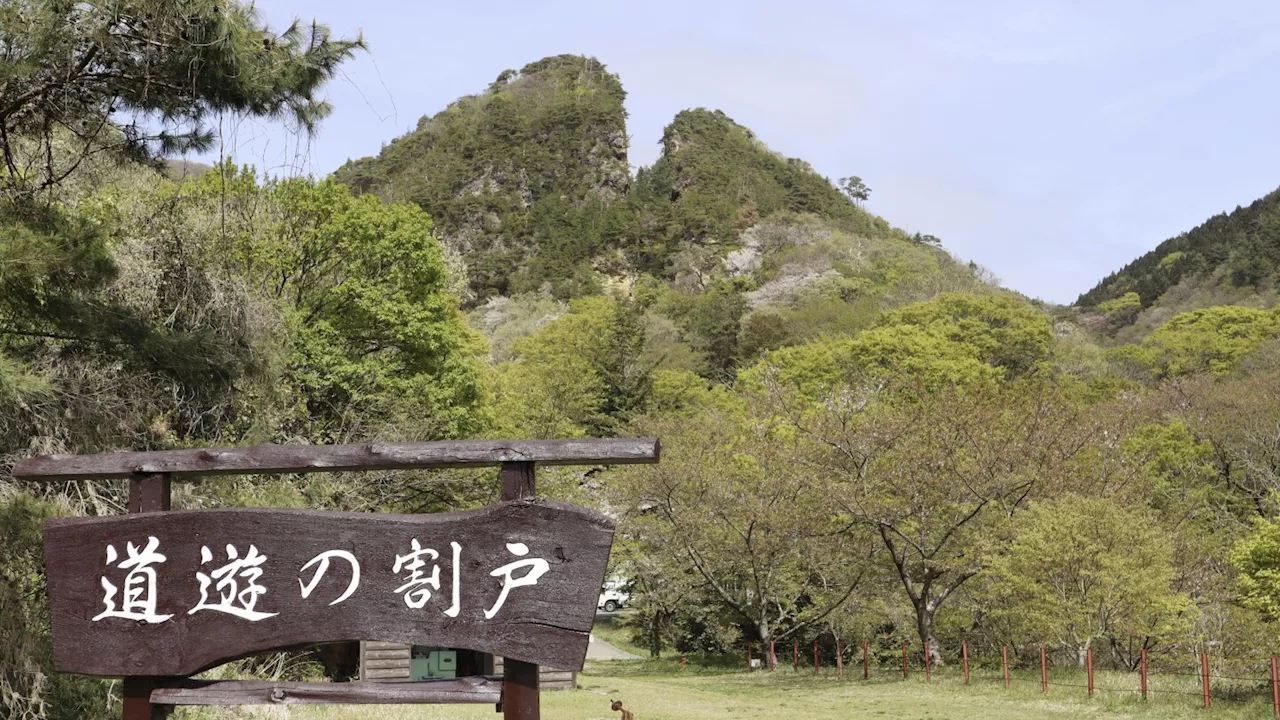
left=188, top=544, right=279, bottom=621
left=298, top=550, right=361, bottom=606
left=91, top=536, right=550, bottom=623
left=392, top=540, right=462, bottom=617
left=484, top=542, right=550, bottom=619
left=92, top=536, right=173, bottom=623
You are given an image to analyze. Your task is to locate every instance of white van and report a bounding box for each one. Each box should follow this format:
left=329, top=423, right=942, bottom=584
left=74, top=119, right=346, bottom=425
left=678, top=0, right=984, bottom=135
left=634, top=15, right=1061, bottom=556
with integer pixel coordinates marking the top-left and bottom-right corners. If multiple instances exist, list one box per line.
left=597, top=578, right=629, bottom=613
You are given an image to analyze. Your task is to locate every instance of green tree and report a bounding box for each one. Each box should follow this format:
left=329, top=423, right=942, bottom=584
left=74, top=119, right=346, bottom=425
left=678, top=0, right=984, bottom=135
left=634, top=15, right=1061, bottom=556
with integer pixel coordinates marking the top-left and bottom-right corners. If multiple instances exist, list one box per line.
left=184, top=167, right=489, bottom=442
left=1232, top=517, right=1280, bottom=621
left=791, top=378, right=1092, bottom=665
left=491, top=295, right=652, bottom=437
left=1122, top=306, right=1280, bottom=378
left=983, top=495, right=1194, bottom=667
left=739, top=292, right=1053, bottom=399
left=838, top=176, right=870, bottom=205
left=0, top=0, right=362, bottom=195
left=614, top=404, right=869, bottom=653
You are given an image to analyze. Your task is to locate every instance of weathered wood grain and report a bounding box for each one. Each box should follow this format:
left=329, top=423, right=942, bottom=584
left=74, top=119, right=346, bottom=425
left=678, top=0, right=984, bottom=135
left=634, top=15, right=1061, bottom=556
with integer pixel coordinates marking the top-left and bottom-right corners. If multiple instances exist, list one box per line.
left=123, top=474, right=172, bottom=720
left=43, top=501, right=614, bottom=676
left=500, top=462, right=540, bottom=720
left=15, top=438, right=659, bottom=480
left=151, top=678, right=501, bottom=705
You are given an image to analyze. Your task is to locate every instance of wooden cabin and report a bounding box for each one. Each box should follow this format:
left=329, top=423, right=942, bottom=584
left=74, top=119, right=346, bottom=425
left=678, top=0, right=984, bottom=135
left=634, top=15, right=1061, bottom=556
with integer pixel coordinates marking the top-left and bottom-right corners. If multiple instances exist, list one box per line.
left=359, top=641, right=576, bottom=690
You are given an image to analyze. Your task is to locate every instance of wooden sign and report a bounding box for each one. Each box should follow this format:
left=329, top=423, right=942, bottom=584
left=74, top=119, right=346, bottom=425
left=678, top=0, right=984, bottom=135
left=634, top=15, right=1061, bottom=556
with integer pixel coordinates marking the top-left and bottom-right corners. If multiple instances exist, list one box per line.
left=43, top=500, right=613, bottom=677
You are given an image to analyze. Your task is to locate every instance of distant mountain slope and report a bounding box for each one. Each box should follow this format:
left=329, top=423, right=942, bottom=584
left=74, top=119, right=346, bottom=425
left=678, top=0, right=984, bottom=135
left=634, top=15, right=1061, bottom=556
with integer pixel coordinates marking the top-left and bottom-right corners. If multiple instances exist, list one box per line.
left=1079, top=188, right=1280, bottom=312
left=338, top=53, right=995, bottom=365
left=627, top=108, right=898, bottom=272
left=335, top=55, right=630, bottom=299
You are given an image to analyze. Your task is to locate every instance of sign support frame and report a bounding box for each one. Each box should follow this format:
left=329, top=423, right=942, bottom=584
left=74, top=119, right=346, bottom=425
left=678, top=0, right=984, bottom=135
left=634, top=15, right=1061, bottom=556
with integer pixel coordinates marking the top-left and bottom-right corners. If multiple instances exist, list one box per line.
left=15, top=438, right=660, bottom=720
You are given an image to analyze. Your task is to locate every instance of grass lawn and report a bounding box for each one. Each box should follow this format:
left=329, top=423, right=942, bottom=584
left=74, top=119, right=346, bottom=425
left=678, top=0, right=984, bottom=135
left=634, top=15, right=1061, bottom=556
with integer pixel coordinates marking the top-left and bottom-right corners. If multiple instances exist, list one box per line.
left=292, top=664, right=1278, bottom=720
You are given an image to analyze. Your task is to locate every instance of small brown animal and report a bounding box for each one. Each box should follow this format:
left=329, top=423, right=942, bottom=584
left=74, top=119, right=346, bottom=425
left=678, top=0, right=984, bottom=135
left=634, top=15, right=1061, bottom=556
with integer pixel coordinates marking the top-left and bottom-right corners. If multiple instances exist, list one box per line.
left=611, top=699, right=635, bottom=720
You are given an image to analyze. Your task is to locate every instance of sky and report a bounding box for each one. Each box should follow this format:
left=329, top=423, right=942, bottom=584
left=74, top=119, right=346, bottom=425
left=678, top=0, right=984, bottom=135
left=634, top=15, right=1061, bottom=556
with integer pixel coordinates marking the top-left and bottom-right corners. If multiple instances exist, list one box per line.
left=200, top=1, right=1280, bottom=304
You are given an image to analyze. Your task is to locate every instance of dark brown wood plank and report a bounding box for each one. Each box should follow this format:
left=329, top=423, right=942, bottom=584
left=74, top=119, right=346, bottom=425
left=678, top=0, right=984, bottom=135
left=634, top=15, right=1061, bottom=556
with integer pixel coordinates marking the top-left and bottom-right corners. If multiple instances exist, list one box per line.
left=43, top=501, right=614, bottom=676
left=502, top=660, right=539, bottom=719
left=15, top=438, right=659, bottom=480
left=127, top=474, right=170, bottom=513
left=123, top=474, right=172, bottom=720
left=500, top=461, right=539, bottom=720
left=151, top=678, right=501, bottom=705
left=501, top=462, right=536, bottom=501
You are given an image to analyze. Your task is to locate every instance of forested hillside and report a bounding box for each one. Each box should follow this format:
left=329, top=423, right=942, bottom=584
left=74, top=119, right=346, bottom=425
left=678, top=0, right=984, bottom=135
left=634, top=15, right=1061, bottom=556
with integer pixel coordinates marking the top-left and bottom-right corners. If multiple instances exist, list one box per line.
left=9, top=5, right=1280, bottom=718
left=1078, top=188, right=1280, bottom=340
left=335, top=55, right=631, bottom=299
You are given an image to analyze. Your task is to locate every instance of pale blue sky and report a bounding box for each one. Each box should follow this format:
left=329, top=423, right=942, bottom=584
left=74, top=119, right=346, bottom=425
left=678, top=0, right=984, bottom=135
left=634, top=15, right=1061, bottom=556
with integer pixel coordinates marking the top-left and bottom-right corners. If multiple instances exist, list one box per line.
left=203, top=1, right=1280, bottom=304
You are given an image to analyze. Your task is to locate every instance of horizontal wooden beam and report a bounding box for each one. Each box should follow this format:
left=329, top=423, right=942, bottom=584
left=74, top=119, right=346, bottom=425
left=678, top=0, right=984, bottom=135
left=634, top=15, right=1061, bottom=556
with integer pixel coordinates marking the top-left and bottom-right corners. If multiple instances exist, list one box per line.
left=13, top=437, right=660, bottom=480
left=151, top=677, right=502, bottom=705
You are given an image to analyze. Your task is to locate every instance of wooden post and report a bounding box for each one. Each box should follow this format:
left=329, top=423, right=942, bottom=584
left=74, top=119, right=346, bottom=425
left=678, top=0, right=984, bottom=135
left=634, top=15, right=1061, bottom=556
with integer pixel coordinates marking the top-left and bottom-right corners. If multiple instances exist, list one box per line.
left=1086, top=647, right=1094, bottom=698
left=1201, top=652, right=1211, bottom=709
left=1040, top=647, right=1047, bottom=694
left=901, top=641, right=908, bottom=680
left=1271, top=655, right=1278, bottom=716
left=1140, top=648, right=1148, bottom=700
left=924, top=642, right=931, bottom=681
left=836, top=638, right=843, bottom=679
left=1002, top=646, right=1010, bottom=688
left=747, top=642, right=752, bottom=671
left=962, top=642, right=969, bottom=683
left=123, top=473, right=172, bottom=720
left=500, top=461, right=539, bottom=720
left=863, top=640, right=869, bottom=680
left=813, top=639, right=819, bottom=675
left=770, top=641, right=776, bottom=671
left=793, top=641, right=798, bottom=671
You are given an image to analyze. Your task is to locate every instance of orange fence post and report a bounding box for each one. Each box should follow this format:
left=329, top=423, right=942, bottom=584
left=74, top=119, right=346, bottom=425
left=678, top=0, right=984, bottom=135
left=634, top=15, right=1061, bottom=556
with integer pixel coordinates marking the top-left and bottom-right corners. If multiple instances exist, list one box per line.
left=962, top=642, right=969, bottom=683
left=901, top=641, right=908, bottom=679
left=1140, top=648, right=1148, bottom=700
left=863, top=640, right=870, bottom=680
left=747, top=642, right=752, bottom=671
left=793, top=641, right=798, bottom=671
left=814, top=639, right=819, bottom=676
left=1271, top=655, right=1278, bottom=716
left=1086, top=647, right=1094, bottom=698
left=924, top=642, right=931, bottom=681
left=1002, top=646, right=1010, bottom=688
left=1201, top=652, right=1211, bottom=709
left=770, top=641, right=776, bottom=671
left=1040, top=647, right=1047, bottom=694
left=837, top=639, right=844, bottom=679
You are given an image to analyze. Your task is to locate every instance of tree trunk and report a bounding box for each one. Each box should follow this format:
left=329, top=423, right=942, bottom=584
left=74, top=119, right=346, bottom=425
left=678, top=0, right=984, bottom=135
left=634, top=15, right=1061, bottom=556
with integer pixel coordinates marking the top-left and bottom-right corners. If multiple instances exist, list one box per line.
left=915, top=599, right=944, bottom=667
left=648, top=613, right=662, bottom=658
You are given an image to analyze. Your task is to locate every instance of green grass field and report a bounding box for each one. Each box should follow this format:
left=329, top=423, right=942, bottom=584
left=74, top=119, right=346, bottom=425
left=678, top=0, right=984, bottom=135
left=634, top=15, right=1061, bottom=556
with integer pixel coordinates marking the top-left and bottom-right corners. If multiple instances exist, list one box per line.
left=280, top=616, right=1280, bottom=719
left=289, top=665, right=1277, bottom=720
